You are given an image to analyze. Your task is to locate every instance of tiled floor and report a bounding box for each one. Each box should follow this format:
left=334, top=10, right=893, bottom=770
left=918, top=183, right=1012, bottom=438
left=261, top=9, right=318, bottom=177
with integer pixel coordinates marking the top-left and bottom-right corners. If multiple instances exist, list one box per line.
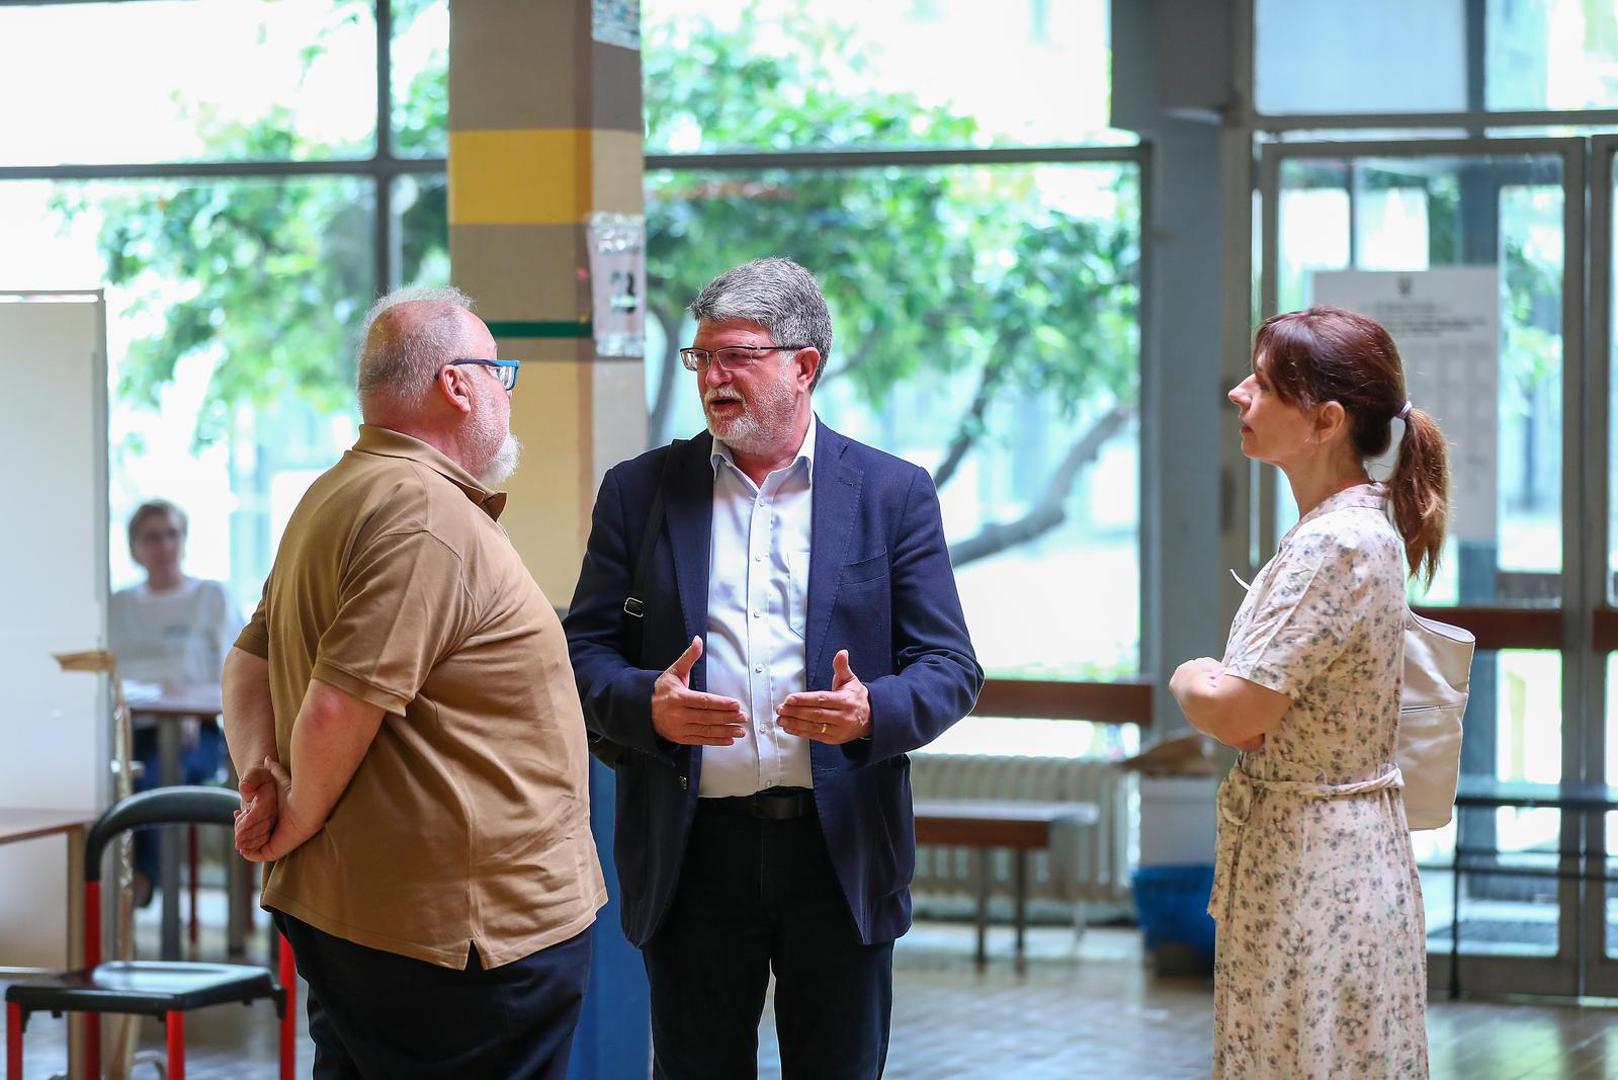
left=10, top=897, right=1618, bottom=1078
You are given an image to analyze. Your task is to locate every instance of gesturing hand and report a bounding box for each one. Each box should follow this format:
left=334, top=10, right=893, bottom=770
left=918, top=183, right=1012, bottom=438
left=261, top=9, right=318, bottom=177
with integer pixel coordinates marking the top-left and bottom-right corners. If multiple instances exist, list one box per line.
left=651, top=636, right=748, bottom=746
left=777, top=650, right=870, bottom=745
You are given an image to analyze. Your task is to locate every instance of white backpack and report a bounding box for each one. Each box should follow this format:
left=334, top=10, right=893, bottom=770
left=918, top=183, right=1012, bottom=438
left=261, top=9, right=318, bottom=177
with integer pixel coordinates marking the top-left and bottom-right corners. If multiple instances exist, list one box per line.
left=1231, top=566, right=1475, bottom=831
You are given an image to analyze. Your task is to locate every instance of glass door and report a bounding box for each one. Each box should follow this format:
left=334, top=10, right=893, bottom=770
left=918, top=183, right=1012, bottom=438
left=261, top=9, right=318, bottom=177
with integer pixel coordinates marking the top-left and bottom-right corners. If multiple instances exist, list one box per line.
left=1258, top=137, right=1588, bottom=997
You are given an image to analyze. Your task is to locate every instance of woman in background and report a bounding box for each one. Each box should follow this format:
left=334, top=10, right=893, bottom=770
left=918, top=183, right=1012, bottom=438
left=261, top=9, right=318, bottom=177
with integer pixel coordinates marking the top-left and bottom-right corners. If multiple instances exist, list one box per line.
left=109, top=498, right=241, bottom=904
left=1169, top=306, right=1449, bottom=1078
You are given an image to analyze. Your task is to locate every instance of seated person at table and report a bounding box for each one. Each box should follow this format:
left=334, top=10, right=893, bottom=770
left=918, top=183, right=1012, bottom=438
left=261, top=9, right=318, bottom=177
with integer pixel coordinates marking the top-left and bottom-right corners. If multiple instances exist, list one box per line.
left=108, top=499, right=242, bottom=904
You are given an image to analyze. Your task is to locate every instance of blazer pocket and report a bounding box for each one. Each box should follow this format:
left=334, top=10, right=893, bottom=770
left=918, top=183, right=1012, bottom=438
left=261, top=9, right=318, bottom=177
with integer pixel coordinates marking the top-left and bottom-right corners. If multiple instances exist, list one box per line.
left=842, top=549, right=889, bottom=584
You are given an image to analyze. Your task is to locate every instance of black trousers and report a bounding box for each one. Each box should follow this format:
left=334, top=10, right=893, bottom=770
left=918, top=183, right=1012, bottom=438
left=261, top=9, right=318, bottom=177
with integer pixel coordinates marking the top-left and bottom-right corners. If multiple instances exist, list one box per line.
left=274, top=912, right=592, bottom=1080
left=642, top=801, right=894, bottom=1080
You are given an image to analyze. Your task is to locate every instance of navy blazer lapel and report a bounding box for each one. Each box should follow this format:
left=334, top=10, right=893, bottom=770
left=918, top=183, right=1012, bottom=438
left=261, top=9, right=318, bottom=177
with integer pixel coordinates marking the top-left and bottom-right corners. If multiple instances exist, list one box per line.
left=806, top=420, right=861, bottom=689
left=661, top=433, right=714, bottom=690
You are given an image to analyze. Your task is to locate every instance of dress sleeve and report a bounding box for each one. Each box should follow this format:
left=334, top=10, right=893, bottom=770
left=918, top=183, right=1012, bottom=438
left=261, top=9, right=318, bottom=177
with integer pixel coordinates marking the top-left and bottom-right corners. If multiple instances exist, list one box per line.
left=1223, top=529, right=1371, bottom=701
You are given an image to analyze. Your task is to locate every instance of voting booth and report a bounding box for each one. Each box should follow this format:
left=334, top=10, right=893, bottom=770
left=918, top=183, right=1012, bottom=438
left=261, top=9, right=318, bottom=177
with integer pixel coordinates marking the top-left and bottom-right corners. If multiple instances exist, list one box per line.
left=0, top=291, right=110, bottom=971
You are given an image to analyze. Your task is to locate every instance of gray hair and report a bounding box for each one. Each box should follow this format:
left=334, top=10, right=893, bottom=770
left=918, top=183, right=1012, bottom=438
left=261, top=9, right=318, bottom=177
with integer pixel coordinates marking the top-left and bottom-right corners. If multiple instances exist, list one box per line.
left=688, top=258, right=833, bottom=389
left=355, top=285, right=477, bottom=407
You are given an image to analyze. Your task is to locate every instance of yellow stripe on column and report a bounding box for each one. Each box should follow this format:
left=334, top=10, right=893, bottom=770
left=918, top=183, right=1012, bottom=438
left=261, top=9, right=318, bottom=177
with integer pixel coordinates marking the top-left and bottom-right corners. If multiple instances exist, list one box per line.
left=449, top=129, right=594, bottom=225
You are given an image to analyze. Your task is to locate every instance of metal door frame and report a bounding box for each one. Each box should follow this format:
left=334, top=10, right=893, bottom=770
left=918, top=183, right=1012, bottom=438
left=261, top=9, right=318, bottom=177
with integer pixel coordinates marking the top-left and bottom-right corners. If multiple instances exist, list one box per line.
left=1581, top=134, right=1618, bottom=998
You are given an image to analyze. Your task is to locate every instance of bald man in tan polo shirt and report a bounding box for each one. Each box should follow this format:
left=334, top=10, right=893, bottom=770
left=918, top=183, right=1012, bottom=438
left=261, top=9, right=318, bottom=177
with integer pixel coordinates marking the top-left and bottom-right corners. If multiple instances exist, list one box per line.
left=221, top=286, right=605, bottom=1080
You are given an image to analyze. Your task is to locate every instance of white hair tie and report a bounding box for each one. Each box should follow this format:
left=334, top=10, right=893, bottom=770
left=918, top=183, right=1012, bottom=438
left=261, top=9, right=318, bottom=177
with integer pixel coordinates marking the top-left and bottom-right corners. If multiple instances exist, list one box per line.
left=1396, top=401, right=1413, bottom=421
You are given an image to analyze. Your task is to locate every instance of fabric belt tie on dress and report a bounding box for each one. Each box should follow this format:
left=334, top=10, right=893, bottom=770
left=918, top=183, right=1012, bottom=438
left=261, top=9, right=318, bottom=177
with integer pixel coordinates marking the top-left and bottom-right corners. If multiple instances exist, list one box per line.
left=1208, top=763, right=1403, bottom=923
left=699, top=787, right=816, bottom=821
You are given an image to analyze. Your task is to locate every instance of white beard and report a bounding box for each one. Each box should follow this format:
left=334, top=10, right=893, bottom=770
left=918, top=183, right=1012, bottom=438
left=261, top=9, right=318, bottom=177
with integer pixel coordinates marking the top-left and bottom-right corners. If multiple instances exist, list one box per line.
left=705, top=370, right=797, bottom=456
left=479, top=432, right=521, bottom=486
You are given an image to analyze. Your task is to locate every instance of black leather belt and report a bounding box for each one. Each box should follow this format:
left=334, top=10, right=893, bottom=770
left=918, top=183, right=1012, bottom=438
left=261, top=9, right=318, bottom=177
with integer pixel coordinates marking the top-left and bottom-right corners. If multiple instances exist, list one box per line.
left=700, top=787, right=815, bottom=821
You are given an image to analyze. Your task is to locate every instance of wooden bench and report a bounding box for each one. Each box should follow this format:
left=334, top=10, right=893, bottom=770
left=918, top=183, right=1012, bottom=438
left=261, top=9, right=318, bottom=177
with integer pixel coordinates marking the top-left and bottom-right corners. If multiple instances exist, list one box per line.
left=912, top=799, right=1100, bottom=970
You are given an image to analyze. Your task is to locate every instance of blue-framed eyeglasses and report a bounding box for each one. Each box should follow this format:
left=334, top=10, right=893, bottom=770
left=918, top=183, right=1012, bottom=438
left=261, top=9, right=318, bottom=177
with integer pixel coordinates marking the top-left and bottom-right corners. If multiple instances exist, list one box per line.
left=438, top=358, right=521, bottom=391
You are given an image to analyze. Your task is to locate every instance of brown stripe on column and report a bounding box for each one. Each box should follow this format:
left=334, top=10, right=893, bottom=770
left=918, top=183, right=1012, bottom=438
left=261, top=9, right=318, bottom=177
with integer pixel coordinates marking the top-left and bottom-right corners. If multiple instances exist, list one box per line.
left=590, top=40, right=644, bottom=134
left=449, top=0, right=583, bottom=131
left=453, top=223, right=591, bottom=327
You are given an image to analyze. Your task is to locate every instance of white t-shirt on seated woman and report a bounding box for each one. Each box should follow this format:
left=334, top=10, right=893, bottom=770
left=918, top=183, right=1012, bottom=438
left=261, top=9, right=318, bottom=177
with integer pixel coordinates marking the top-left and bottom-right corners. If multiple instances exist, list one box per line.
left=109, top=577, right=241, bottom=723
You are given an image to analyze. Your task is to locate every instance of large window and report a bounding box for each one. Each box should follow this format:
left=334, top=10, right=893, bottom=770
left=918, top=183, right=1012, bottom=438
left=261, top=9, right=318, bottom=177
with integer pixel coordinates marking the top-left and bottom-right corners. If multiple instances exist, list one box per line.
left=643, top=0, right=1146, bottom=752
left=644, top=0, right=1123, bottom=152
left=0, top=0, right=450, bottom=610
left=2, top=0, right=1142, bottom=752
left=1255, top=0, right=1618, bottom=117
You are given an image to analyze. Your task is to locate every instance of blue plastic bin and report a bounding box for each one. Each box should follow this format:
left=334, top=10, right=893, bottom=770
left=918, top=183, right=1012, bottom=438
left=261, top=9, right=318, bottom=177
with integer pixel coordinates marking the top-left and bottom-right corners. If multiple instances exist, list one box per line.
left=1132, top=863, right=1216, bottom=972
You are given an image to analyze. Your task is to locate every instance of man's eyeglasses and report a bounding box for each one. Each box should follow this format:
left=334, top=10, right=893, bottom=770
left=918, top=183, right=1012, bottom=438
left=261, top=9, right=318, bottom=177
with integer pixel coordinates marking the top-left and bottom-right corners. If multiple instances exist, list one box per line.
left=678, top=345, right=806, bottom=372
left=437, top=358, right=521, bottom=391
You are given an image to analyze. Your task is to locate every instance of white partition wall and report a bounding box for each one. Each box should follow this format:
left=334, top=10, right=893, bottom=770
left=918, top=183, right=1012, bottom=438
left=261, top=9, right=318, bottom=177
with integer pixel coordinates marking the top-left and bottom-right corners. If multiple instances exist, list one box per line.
left=0, top=291, right=109, bottom=968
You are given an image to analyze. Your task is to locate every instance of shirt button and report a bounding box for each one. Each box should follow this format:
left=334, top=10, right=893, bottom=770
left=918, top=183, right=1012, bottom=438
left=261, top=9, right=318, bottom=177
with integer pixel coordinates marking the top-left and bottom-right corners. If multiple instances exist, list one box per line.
left=754, top=664, right=764, bottom=673
left=754, top=554, right=763, bottom=563
left=751, top=611, right=761, bottom=619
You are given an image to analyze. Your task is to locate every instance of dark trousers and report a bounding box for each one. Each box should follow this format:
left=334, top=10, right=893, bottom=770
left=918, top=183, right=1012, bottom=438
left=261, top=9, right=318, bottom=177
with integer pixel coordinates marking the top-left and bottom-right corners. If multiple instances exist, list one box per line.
left=131, top=722, right=225, bottom=882
left=274, top=912, right=592, bottom=1080
left=642, top=802, right=893, bottom=1080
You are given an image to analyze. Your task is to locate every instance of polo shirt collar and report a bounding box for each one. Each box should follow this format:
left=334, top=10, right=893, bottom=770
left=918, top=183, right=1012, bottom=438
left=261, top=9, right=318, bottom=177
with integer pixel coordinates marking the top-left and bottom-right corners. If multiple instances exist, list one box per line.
left=710, top=414, right=817, bottom=483
left=353, top=424, right=508, bottom=520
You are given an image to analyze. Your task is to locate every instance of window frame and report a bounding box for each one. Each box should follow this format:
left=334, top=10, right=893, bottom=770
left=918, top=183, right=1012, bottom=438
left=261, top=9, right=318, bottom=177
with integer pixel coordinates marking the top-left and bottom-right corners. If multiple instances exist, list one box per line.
left=0, top=0, right=445, bottom=294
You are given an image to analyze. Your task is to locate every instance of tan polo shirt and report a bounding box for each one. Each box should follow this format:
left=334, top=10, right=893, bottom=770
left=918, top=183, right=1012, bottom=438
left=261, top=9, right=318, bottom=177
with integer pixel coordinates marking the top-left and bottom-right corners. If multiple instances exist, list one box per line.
left=236, top=424, right=604, bottom=969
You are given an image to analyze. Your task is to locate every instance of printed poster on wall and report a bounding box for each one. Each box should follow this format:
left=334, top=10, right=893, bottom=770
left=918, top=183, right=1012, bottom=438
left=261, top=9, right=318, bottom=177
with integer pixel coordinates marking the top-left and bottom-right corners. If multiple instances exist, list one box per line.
left=587, top=212, right=646, bottom=358
left=1312, top=267, right=1499, bottom=543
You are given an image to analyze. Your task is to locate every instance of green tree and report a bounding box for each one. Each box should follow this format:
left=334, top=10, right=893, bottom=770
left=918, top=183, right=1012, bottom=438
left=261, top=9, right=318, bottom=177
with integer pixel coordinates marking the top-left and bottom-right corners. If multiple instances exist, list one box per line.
left=55, top=0, right=444, bottom=445
left=77, top=2, right=1139, bottom=572
left=645, top=10, right=1140, bottom=566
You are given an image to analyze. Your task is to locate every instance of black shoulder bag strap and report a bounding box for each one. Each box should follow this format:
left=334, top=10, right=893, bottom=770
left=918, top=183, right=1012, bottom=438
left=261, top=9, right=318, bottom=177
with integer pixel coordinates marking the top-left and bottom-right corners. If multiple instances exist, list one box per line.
left=588, top=439, right=683, bottom=768
left=623, top=439, right=683, bottom=664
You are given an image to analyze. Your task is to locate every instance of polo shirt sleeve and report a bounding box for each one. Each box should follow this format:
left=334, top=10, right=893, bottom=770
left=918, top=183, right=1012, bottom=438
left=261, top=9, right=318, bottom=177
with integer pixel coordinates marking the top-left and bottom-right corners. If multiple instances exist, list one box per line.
left=311, top=528, right=472, bottom=715
left=234, top=586, right=270, bottom=660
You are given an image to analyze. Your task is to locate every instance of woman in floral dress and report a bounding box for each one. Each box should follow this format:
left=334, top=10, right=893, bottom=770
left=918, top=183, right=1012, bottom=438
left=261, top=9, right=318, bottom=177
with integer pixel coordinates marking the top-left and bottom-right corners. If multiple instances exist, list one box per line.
left=1169, top=305, right=1451, bottom=1079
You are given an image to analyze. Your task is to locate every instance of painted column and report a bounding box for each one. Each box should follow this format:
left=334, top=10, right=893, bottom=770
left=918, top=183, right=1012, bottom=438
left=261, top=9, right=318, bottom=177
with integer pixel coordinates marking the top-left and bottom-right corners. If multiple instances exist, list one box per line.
left=449, top=3, right=651, bottom=1077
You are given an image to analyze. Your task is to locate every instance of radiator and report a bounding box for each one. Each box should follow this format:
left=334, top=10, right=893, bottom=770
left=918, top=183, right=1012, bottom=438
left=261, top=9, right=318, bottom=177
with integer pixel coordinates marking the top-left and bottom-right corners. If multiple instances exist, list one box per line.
left=909, top=753, right=1136, bottom=906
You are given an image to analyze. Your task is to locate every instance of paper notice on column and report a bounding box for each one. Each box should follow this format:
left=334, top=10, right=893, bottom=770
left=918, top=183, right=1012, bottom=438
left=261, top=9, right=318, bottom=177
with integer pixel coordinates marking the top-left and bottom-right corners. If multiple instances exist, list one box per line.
left=586, top=212, right=646, bottom=358
left=1312, top=268, right=1499, bottom=542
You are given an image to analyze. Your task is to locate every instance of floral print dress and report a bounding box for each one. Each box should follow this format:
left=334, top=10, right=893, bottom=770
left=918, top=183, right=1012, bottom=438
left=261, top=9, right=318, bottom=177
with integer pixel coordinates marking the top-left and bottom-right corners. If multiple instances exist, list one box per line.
left=1210, top=484, right=1429, bottom=1079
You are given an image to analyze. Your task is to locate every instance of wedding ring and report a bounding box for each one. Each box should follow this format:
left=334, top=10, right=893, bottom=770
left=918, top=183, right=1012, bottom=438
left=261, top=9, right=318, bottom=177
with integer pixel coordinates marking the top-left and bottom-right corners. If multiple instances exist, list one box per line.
left=820, top=722, right=828, bottom=735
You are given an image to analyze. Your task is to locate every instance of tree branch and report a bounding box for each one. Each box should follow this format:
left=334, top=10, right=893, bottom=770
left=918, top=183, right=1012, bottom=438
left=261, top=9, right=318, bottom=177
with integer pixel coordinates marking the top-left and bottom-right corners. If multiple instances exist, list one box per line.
left=931, top=352, right=1014, bottom=491
left=947, top=402, right=1134, bottom=568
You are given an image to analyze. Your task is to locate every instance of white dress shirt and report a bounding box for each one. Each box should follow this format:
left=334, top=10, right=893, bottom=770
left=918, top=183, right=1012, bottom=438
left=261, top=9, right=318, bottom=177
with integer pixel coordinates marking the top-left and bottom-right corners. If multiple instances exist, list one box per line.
left=699, top=419, right=817, bottom=797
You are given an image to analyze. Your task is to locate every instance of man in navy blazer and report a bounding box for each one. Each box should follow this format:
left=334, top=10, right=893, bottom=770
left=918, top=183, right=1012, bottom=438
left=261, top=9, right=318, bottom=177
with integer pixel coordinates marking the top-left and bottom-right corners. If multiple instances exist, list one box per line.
left=564, top=258, right=981, bottom=1078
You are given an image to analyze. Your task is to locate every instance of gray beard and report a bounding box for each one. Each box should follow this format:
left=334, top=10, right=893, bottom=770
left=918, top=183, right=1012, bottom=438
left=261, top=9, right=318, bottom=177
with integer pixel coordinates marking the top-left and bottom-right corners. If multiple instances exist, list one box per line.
left=479, top=432, right=522, bottom=486
left=705, top=375, right=796, bottom=456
